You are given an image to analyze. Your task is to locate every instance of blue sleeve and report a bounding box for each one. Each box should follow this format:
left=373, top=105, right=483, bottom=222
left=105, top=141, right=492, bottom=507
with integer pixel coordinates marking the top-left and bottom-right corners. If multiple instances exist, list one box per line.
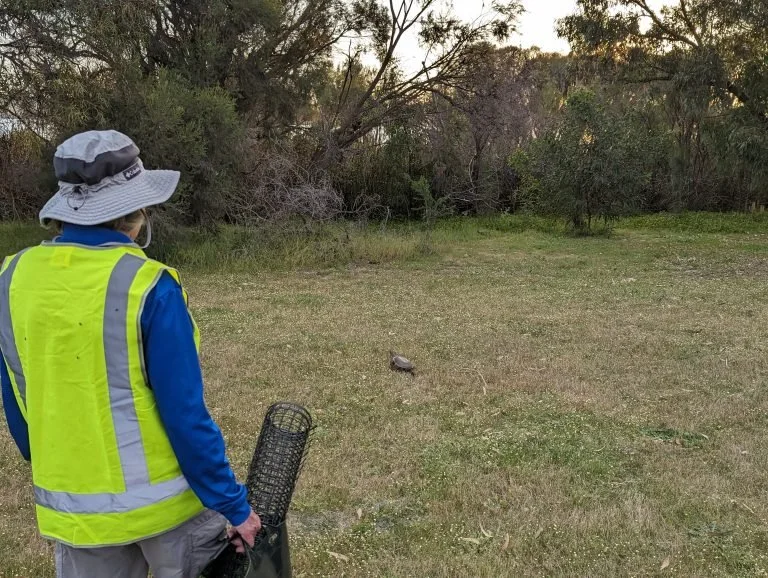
left=0, top=351, right=30, bottom=461
left=142, top=272, right=251, bottom=526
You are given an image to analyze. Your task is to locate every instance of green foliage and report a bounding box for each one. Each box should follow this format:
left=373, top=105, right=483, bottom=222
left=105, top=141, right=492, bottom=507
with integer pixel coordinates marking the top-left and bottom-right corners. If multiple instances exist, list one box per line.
left=2, top=211, right=765, bottom=273
left=0, top=0, right=347, bottom=222
left=0, top=130, right=47, bottom=220
left=103, top=70, right=244, bottom=224
left=560, top=0, right=768, bottom=211
left=706, top=109, right=768, bottom=209
left=4, top=67, right=245, bottom=225
left=515, top=89, right=666, bottom=232
left=0, top=0, right=342, bottom=124
left=411, top=176, right=452, bottom=227
left=330, top=122, right=425, bottom=216
left=508, top=148, right=540, bottom=211
left=0, top=221, right=48, bottom=257
left=3, top=0, right=768, bottom=226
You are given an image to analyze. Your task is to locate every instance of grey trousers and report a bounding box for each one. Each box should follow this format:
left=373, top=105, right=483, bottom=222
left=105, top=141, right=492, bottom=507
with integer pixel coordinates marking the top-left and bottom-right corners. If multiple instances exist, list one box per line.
left=54, top=509, right=228, bottom=578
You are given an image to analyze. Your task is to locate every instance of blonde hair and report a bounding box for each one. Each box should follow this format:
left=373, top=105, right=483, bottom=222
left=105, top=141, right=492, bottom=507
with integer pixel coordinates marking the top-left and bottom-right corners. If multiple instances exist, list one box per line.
left=101, top=210, right=147, bottom=234
left=51, top=209, right=146, bottom=234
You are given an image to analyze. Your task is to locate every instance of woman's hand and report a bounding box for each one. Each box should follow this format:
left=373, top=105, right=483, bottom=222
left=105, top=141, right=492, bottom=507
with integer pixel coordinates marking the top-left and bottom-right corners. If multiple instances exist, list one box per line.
left=227, top=509, right=262, bottom=554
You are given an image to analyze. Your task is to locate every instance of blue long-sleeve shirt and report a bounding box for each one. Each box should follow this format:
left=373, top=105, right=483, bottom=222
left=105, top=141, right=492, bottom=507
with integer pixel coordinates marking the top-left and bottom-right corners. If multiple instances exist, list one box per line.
left=0, top=224, right=250, bottom=526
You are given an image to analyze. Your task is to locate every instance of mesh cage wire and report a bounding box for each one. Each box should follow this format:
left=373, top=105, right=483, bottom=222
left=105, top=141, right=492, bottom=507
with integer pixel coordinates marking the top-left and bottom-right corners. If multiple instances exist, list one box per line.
left=203, top=402, right=313, bottom=578
left=246, top=402, right=313, bottom=527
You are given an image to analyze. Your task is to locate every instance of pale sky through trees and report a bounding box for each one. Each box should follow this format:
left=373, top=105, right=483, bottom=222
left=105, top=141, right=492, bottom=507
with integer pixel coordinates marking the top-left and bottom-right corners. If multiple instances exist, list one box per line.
left=452, top=0, right=669, bottom=53
left=348, top=0, right=670, bottom=72
left=470, top=0, right=574, bottom=53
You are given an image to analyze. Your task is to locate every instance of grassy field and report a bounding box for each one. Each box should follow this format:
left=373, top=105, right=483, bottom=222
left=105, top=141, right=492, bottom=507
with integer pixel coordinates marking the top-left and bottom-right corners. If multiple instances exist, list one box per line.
left=1, top=214, right=768, bottom=576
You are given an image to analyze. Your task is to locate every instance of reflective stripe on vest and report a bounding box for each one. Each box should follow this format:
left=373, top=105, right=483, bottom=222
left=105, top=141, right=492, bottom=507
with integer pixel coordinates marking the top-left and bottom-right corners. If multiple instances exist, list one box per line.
left=0, top=250, right=30, bottom=409
left=34, top=475, right=190, bottom=514
left=104, top=254, right=151, bottom=488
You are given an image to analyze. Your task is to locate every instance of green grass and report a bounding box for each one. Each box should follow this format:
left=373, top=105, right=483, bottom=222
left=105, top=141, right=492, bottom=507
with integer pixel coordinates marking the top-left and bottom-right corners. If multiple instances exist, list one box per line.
left=0, top=221, right=48, bottom=258
left=1, top=213, right=767, bottom=576
left=621, top=211, right=768, bottom=234
left=0, top=215, right=565, bottom=272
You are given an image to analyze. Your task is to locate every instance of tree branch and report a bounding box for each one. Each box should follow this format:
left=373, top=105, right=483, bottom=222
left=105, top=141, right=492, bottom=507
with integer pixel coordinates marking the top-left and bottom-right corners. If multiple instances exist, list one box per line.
left=629, top=0, right=699, bottom=49
left=679, top=0, right=703, bottom=46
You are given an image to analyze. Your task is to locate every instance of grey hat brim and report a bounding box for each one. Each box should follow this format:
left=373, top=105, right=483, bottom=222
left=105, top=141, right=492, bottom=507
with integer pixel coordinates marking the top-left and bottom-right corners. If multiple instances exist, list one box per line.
left=39, top=169, right=180, bottom=226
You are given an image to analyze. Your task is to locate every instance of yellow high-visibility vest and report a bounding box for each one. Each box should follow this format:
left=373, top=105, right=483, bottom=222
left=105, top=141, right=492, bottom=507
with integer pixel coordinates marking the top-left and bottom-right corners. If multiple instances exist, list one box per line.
left=0, top=242, right=205, bottom=547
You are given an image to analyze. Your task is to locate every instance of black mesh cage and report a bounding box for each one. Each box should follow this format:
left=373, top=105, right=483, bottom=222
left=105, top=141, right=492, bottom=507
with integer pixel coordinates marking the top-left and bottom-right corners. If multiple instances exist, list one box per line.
left=203, top=402, right=313, bottom=578
left=246, top=402, right=313, bottom=527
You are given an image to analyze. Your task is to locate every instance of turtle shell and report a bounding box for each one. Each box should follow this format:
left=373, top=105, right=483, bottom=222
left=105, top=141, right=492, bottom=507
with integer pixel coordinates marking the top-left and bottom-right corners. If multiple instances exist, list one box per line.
left=390, top=354, right=414, bottom=371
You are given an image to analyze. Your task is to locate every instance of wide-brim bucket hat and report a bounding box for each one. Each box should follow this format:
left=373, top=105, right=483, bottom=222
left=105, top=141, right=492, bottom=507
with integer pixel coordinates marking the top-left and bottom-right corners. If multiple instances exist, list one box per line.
left=39, top=130, right=180, bottom=226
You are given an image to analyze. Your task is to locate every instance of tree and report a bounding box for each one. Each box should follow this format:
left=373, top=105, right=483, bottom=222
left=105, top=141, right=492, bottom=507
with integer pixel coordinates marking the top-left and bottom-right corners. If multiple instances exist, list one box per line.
left=313, top=0, right=523, bottom=167
left=559, top=1, right=768, bottom=116
left=0, top=0, right=355, bottom=223
left=0, top=0, right=349, bottom=135
left=559, top=0, right=768, bottom=210
left=449, top=44, right=531, bottom=212
left=516, top=89, right=666, bottom=231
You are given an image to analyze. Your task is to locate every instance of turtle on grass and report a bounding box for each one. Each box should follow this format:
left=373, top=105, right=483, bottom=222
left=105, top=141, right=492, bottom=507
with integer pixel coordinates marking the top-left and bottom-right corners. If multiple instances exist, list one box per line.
left=389, top=351, right=416, bottom=375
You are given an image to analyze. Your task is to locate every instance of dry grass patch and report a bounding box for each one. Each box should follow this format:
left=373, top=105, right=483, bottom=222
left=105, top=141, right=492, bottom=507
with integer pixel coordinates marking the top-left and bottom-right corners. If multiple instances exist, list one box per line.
left=1, top=221, right=767, bottom=576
